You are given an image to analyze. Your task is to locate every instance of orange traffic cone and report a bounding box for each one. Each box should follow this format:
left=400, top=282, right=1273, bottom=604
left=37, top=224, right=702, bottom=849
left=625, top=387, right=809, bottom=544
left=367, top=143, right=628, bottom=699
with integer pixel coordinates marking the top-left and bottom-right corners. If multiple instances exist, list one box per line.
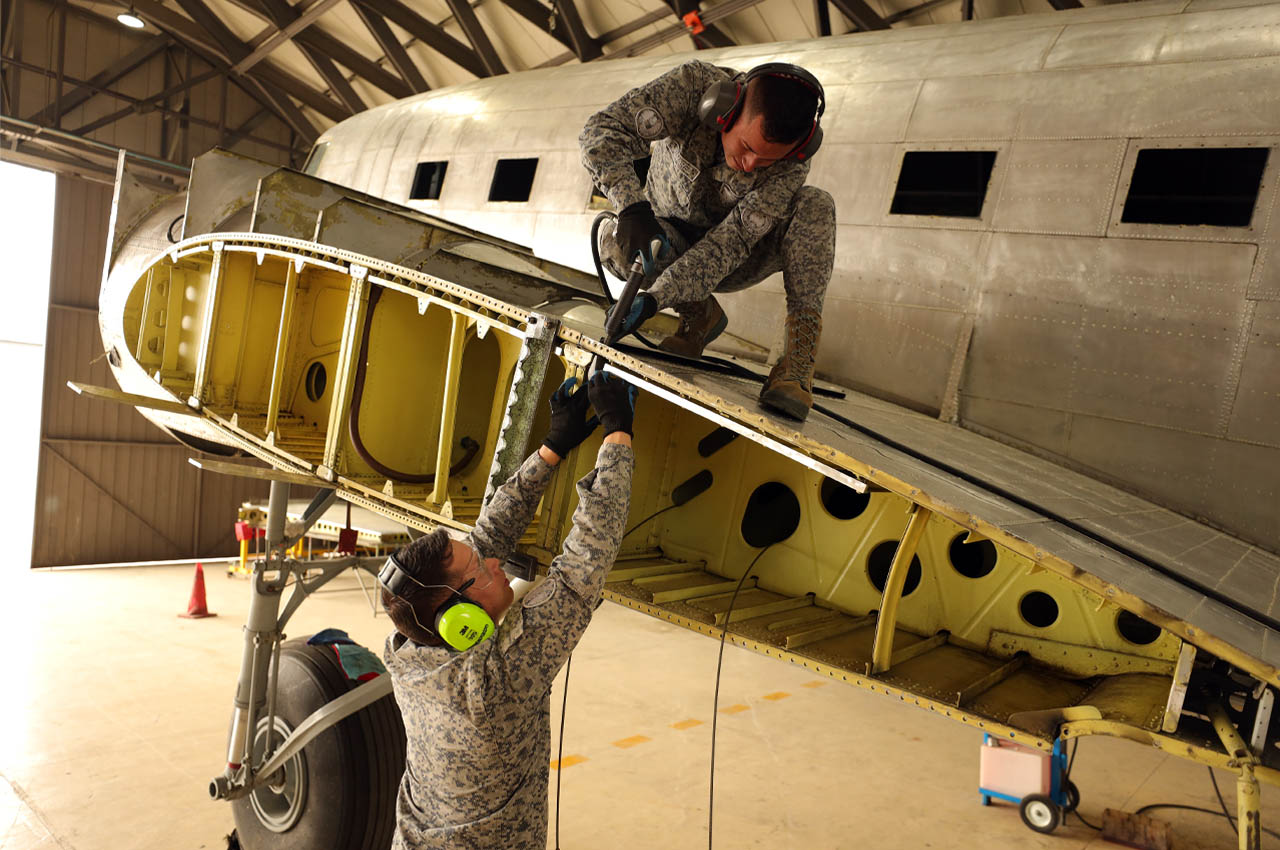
left=179, top=563, right=217, bottom=619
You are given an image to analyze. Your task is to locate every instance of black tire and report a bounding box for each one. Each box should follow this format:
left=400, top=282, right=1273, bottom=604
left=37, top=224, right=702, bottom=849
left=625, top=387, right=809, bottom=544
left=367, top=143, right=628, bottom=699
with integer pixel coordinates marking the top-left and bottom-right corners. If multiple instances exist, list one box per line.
left=1062, top=779, right=1080, bottom=813
left=231, top=638, right=405, bottom=850
left=1019, top=793, right=1061, bottom=834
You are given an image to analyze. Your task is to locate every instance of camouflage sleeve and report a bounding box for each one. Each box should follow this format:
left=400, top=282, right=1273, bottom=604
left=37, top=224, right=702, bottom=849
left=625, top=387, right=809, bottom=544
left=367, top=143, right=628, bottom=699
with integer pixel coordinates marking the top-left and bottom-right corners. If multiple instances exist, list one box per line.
left=579, top=60, right=725, bottom=211
left=484, top=442, right=633, bottom=703
left=468, top=451, right=554, bottom=563
left=649, top=159, right=809, bottom=310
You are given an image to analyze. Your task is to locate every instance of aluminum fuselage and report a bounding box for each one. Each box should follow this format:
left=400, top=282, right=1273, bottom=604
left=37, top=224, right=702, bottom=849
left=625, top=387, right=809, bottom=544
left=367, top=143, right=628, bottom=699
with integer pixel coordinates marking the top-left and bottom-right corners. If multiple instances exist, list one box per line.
left=303, top=0, right=1280, bottom=553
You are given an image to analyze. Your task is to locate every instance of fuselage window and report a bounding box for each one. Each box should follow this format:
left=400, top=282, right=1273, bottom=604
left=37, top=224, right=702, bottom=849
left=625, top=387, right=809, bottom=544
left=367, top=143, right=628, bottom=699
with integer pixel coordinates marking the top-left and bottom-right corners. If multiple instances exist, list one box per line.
left=1121, top=147, right=1269, bottom=227
left=489, top=158, right=539, bottom=202
left=303, top=142, right=329, bottom=176
left=410, top=161, right=449, bottom=200
left=890, top=150, right=997, bottom=218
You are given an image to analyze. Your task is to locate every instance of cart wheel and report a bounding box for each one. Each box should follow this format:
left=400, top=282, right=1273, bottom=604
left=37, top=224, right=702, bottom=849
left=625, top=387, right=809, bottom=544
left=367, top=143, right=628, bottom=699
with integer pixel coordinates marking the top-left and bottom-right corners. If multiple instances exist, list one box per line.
left=1019, top=793, right=1061, bottom=834
left=1062, top=779, right=1080, bottom=813
left=230, top=638, right=405, bottom=850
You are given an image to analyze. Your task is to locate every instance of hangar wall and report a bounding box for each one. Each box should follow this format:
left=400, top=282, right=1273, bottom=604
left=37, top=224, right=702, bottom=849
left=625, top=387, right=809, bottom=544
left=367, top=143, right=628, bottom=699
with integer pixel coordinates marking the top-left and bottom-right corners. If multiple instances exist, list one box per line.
left=30, top=175, right=271, bottom=567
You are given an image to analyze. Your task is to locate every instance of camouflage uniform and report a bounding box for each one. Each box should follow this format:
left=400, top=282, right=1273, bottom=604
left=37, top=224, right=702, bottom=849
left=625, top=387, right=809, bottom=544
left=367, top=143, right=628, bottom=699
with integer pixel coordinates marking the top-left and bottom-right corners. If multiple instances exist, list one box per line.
left=579, top=59, right=835, bottom=316
left=383, top=442, right=633, bottom=850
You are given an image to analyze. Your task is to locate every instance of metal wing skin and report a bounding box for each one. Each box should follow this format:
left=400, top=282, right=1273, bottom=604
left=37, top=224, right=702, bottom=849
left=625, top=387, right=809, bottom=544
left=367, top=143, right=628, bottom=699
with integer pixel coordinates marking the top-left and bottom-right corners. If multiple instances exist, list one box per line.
left=89, top=1, right=1280, bottom=844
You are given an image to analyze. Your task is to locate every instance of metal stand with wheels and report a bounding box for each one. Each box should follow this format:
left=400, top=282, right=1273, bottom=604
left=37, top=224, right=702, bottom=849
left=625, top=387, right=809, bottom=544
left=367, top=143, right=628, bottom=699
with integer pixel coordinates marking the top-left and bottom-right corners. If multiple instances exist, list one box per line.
left=979, top=735, right=1076, bottom=835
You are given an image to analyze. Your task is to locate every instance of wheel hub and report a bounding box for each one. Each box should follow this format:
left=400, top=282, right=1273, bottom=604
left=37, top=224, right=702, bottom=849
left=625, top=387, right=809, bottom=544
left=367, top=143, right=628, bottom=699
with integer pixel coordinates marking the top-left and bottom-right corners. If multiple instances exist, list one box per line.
left=248, top=715, right=308, bottom=833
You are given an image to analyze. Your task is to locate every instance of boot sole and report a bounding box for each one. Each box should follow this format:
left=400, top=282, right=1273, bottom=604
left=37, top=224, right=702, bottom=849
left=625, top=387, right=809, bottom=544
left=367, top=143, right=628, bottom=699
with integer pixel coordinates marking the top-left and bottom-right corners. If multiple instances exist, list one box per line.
left=759, top=389, right=811, bottom=421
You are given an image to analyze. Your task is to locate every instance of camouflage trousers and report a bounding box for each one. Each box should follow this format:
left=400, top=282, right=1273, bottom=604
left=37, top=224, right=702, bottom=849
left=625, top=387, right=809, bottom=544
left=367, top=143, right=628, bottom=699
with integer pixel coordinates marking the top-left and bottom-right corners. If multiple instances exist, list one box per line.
left=600, top=186, right=836, bottom=316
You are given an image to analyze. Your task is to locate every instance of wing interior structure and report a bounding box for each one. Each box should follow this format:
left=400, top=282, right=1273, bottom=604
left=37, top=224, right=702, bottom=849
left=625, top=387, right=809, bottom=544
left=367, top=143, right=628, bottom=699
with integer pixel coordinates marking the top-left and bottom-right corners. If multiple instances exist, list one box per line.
left=98, top=150, right=1280, bottom=783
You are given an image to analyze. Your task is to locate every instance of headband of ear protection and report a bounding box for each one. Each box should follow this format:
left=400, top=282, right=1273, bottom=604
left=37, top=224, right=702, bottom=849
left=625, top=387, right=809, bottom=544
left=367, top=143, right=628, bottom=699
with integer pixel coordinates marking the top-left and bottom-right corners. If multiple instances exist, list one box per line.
left=697, top=62, right=826, bottom=162
left=378, top=551, right=495, bottom=652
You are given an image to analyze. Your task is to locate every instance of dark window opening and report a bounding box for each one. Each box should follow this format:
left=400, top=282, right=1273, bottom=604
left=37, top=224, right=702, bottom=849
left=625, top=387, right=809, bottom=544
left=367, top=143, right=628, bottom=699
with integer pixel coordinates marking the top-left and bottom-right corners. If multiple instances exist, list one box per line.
left=741, top=482, right=801, bottom=547
left=949, top=534, right=997, bottom=579
left=1121, top=147, right=1269, bottom=227
left=410, top=161, right=449, bottom=200
left=867, top=541, right=922, bottom=596
left=1019, top=591, right=1058, bottom=628
left=305, top=361, right=327, bottom=402
left=1116, top=611, right=1162, bottom=646
left=890, top=150, right=997, bottom=218
left=489, top=158, right=539, bottom=202
left=820, top=477, right=869, bottom=520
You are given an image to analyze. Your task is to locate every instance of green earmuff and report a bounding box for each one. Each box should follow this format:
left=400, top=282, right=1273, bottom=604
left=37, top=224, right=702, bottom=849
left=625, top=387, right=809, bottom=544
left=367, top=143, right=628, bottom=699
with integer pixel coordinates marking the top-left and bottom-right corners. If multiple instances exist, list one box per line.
left=434, top=596, right=495, bottom=652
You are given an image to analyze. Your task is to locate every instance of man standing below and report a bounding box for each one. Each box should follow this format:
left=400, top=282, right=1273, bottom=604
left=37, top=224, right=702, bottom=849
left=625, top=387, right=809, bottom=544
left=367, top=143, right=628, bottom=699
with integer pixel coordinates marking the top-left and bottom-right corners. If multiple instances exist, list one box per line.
left=379, top=369, right=638, bottom=849
left=580, top=60, right=836, bottom=421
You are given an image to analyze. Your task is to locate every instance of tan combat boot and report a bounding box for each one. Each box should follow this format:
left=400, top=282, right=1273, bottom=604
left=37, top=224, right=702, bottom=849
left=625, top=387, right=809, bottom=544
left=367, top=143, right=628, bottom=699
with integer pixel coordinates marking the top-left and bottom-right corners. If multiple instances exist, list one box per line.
left=658, top=296, right=728, bottom=358
left=759, top=308, right=821, bottom=421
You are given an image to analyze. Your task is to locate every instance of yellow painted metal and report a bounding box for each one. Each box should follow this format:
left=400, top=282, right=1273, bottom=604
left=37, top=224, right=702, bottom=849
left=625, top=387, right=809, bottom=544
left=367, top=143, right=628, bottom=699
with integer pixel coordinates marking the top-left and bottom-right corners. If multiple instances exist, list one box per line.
left=322, top=265, right=369, bottom=473
left=871, top=505, right=932, bottom=674
left=556, top=324, right=1280, bottom=687
left=134, top=266, right=159, bottom=362
left=430, top=313, right=468, bottom=505
left=1208, top=701, right=1263, bottom=849
left=191, top=243, right=225, bottom=404
left=604, top=587, right=1060, bottom=751
left=264, top=260, right=299, bottom=440
left=989, top=630, right=1177, bottom=678
left=956, top=654, right=1026, bottom=707
left=161, top=265, right=185, bottom=376
left=1061, top=719, right=1280, bottom=787
left=67, top=381, right=197, bottom=416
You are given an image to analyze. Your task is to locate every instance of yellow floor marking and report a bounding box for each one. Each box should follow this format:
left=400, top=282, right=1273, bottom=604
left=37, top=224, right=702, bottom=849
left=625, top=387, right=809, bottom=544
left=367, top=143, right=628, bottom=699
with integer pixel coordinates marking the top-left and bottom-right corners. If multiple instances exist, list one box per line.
left=719, top=704, right=750, bottom=714
left=671, top=718, right=704, bottom=730
left=612, top=735, right=651, bottom=749
left=763, top=691, right=791, bottom=701
left=802, top=680, right=827, bottom=688
left=550, top=755, right=587, bottom=770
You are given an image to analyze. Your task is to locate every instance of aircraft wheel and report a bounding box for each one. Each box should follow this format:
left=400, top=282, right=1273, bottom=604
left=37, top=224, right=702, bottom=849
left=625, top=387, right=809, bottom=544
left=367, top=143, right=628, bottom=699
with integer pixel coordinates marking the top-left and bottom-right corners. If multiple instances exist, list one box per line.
left=231, top=638, right=405, bottom=850
left=1062, top=779, right=1080, bottom=813
left=1019, top=793, right=1061, bottom=834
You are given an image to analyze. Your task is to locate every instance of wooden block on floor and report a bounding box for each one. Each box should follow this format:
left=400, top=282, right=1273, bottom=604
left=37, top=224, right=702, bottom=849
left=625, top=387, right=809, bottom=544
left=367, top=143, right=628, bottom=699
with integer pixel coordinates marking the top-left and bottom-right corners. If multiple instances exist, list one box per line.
left=1100, top=808, right=1172, bottom=850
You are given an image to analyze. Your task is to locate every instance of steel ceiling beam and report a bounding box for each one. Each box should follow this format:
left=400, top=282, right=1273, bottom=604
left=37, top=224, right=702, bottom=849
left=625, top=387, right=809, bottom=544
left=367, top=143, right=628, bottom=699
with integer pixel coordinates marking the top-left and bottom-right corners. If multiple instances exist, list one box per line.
left=351, top=2, right=430, bottom=93
left=551, top=0, right=601, bottom=61
left=231, top=0, right=342, bottom=73
left=827, top=0, right=889, bottom=30
left=25, top=35, right=171, bottom=126
left=882, top=0, right=949, bottom=24
left=353, top=0, right=489, bottom=78
left=247, top=0, right=367, bottom=112
left=602, top=0, right=765, bottom=60
left=495, top=0, right=572, bottom=54
left=443, top=0, right=506, bottom=74
left=124, top=0, right=344, bottom=128
left=239, top=0, right=410, bottom=99
left=662, top=0, right=735, bottom=49
left=814, top=0, right=832, bottom=36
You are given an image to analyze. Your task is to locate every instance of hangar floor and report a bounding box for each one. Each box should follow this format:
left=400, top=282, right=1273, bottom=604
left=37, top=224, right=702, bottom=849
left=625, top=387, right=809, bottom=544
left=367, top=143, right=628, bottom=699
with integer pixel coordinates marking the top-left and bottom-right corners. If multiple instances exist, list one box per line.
left=2, top=562, right=1276, bottom=850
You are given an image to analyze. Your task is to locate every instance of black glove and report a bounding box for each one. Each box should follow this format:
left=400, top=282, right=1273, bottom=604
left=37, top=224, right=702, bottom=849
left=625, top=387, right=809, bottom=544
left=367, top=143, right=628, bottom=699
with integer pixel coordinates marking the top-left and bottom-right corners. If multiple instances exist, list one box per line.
left=541, top=378, right=598, bottom=457
left=605, top=291, right=658, bottom=341
left=616, top=201, right=671, bottom=277
left=588, top=369, right=638, bottom=437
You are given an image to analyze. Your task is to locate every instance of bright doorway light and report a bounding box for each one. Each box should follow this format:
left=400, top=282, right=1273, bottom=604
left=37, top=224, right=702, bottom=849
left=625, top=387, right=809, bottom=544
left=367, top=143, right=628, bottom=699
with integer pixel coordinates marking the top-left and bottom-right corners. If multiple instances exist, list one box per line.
left=0, top=161, right=56, bottom=569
